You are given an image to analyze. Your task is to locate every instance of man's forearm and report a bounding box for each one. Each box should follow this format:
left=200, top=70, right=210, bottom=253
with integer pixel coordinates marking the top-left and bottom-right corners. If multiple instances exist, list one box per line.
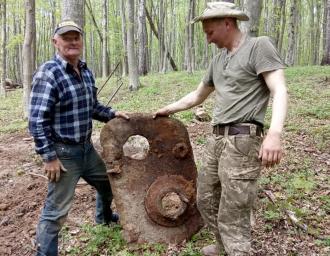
left=269, top=85, right=288, bottom=134
left=161, top=82, right=214, bottom=115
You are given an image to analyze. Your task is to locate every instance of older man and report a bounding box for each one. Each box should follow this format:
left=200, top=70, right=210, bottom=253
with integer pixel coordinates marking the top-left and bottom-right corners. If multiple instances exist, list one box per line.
left=154, top=2, right=287, bottom=256
left=29, top=20, right=129, bottom=256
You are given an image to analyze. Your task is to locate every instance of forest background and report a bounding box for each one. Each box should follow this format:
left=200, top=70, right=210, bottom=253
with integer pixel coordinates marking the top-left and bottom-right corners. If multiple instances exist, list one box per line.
left=0, top=0, right=329, bottom=256
left=0, top=0, right=330, bottom=95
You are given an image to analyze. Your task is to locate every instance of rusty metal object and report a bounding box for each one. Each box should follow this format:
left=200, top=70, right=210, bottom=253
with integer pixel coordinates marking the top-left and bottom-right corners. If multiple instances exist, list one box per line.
left=100, top=113, right=203, bottom=244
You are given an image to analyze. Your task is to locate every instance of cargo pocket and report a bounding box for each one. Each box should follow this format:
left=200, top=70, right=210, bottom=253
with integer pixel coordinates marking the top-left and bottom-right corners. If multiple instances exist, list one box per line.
left=226, top=135, right=262, bottom=180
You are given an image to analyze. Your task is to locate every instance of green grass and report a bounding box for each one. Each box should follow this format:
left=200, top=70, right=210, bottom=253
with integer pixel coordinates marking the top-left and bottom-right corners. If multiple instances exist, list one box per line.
left=1, top=66, right=330, bottom=255
left=0, top=90, right=27, bottom=133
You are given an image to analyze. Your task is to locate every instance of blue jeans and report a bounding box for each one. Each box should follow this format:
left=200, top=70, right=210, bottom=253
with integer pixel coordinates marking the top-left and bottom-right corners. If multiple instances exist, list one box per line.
left=36, top=142, right=113, bottom=256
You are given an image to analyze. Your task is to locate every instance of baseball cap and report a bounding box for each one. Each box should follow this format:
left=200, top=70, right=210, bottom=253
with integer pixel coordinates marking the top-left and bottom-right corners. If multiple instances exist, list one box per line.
left=54, top=20, right=83, bottom=35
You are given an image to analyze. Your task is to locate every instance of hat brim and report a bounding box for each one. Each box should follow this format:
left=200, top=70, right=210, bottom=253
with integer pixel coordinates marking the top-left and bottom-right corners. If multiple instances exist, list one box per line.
left=191, top=13, right=249, bottom=24
left=55, top=26, right=82, bottom=35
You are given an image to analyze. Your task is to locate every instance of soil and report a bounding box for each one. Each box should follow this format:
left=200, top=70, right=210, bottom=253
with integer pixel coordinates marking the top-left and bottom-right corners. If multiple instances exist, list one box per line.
left=0, top=121, right=329, bottom=255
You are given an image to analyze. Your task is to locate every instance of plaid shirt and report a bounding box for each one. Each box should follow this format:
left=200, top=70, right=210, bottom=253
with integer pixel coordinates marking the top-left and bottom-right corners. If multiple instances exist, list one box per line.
left=29, top=54, right=116, bottom=162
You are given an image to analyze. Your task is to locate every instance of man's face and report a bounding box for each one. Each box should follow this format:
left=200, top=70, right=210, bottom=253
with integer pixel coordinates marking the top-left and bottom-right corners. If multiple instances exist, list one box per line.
left=53, top=31, right=83, bottom=62
left=202, top=19, right=226, bottom=48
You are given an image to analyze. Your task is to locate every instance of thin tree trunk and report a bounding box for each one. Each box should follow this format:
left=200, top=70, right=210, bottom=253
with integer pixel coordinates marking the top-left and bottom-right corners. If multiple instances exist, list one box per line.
left=145, top=7, right=178, bottom=71
left=102, top=0, right=109, bottom=78
left=308, top=0, right=315, bottom=64
left=85, top=0, right=103, bottom=42
left=126, top=0, right=140, bottom=90
left=321, top=0, right=330, bottom=65
left=314, top=0, right=321, bottom=64
left=323, top=0, right=328, bottom=59
left=120, top=0, right=128, bottom=76
left=50, top=0, right=56, bottom=56
left=185, top=0, right=196, bottom=73
left=278, top=0, right=286, bottom=54
left=271, top=0, right=285, bottom=47
left=158, top=0, right=165, bottom=72
left=241, top=0, right=262, bottom=37
left=1, top=0, right=7, bottom=97
left=22, top=0, right=36, bottom=118
left=137, top=0, right=148, bottom=75
left=61, top=0, right=85, bottom=28
left=286, top=0, right=299, bottom=66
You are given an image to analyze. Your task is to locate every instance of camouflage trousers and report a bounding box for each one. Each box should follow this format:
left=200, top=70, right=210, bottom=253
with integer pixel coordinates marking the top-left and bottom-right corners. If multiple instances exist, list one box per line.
left=197, top=124, right=262, bottom=256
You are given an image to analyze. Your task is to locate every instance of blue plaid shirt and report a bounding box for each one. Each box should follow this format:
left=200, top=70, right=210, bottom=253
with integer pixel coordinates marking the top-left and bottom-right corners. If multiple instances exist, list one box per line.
left=29, top=54, right=116, bottom=162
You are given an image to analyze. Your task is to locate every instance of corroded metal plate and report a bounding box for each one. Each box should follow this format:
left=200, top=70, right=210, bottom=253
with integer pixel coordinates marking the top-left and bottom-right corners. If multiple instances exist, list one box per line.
left=100, top=113, right=203, bottom=244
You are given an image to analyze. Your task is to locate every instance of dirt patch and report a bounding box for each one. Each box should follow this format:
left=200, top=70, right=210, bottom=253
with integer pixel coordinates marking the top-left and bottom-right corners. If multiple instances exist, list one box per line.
left=0, top=132, right=98, bottom=256
left=0, top=122, right=329, bottom=255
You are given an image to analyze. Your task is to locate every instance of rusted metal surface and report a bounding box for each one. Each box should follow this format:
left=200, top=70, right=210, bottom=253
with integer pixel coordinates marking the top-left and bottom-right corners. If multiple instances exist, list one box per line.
left=100, top=113, right=203, bottom=244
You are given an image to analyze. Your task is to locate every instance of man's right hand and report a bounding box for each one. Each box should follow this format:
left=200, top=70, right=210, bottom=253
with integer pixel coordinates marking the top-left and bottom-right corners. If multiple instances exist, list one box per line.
left=44, top=159, right=67, bottom=182
left=153, top=107, right=172, bottom=119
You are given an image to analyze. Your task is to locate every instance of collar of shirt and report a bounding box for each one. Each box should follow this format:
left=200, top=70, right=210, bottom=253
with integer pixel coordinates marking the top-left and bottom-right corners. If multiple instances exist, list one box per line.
left=54, top=53, right=88, bottom=73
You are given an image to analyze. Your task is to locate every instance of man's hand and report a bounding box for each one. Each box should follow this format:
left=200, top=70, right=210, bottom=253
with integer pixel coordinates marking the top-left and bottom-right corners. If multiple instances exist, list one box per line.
left=153, top=107, right=172, bottom=119
left=115, top=111, right=130, bottom=120
left=44, top=159, right=67, bottom=182
left=258, top=131, right=282, bottom=168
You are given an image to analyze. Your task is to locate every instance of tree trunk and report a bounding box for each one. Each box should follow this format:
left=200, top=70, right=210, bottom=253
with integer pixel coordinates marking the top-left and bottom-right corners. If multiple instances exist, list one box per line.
left=278, top=0, right=287, bottom=54
left=126, top=0, right=140, bottom=90
left=22, top=0, right=36, bottom=118
left=321, top=0, right=330, bottom=65
left=120, top=0, right=128, bottom=76
left=61, top=0, right=84, bottom=28
left=102, top=0, right=109, bottom=78
left=184, top=0, right=196, bottom=73
left=1, top=0, right=7, bottom=97
left=314, top=0, right=321, bottom=64
left=85, top=0, right=103, bottom=42
left=158, top=0, right=165, bottom=72
left=145, top=7, right=178, bottom=71
left=241, top=0, right=262, bottom=37
left=308, top=0, right=316, bottom=64
left=270, top=0, right=285, bottom=48
left=137, top=0, right=148, bottom=75
left=286, top=0, right=299, bottom=66
left=50, top=0, right=56, bottom=56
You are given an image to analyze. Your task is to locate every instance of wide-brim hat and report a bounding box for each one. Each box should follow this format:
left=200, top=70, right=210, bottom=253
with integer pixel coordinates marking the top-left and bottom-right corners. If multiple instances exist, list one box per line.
left=54, top=20, right=83, bottom=35
left=192, top=1, right=249, bottom=23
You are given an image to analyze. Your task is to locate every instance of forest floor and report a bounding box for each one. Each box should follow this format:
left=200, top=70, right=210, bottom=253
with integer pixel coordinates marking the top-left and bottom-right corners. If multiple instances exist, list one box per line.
left=0, top=122, right=329, bottom=256
left=0, top=67, right=329, bottom=255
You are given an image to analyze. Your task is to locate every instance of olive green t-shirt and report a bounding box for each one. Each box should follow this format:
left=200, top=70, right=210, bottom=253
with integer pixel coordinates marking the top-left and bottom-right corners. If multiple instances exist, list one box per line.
left=203, top=36, right=285, bottom=126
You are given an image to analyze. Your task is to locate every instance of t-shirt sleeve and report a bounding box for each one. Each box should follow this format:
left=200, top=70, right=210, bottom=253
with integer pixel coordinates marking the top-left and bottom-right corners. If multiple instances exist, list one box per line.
left=252, top=36, right=286, bottom=75
left=202, top=61, right=215, bottom=87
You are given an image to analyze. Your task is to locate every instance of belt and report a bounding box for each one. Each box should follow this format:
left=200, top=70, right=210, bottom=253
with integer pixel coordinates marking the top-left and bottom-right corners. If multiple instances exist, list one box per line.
left=213, top=124, right=263, bottom=136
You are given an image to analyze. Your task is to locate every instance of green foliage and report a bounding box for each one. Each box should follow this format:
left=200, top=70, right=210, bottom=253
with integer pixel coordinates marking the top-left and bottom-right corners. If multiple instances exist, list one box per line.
left=84, top=224, right=125, bottom=255
left=63, top=224, right=126, bottom=256
left=179, top=242, right=202, bottom=256
left=318, top=195, right=330, bottom=213
left=0, top=90, right=27, bottom=134
left=315, top=237, right=330, bottom=247
left=263, top=202, right=282, bottom=221
left=195, top=135, right=207, bottom=145
left=290, top=175, right=315, bottom=192
left=6, top=34, right=24, bottom=50
left=1, top=64, right=330, bottom=254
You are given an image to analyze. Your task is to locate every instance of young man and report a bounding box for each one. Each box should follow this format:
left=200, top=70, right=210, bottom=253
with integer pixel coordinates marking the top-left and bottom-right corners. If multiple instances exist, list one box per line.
left=29, top=20, right=129, bottom=256
left=154, top=2, right=288, bottom=256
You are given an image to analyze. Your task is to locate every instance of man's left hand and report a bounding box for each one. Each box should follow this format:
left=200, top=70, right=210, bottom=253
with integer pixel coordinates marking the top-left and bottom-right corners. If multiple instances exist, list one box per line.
left=258, top=131, right=282, bottom=168
left=115, top=111, right=130, bottom=120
